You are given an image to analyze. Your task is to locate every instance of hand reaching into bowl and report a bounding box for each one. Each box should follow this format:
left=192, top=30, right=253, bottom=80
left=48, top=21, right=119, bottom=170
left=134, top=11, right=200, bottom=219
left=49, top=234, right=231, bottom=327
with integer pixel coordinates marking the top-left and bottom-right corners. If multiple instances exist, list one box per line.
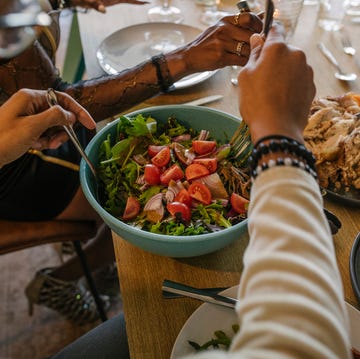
left=237, top=23, right=316, bottom=145
left=170, top=13, right=263, bottom=78
left=0, top=88, right=95, bottom=168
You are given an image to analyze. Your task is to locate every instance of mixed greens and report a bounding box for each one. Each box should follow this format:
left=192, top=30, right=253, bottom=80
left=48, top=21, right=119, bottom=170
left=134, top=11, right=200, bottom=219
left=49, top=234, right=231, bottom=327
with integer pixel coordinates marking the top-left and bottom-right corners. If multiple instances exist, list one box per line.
left=188, top=324, right=240, bottom=351
left=97, top=113, right=250, bottom=236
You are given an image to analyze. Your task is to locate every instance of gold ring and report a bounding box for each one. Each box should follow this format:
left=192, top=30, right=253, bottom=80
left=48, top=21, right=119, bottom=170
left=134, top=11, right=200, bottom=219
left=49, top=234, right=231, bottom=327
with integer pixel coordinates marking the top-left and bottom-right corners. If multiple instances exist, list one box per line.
left=235, top=41, right=246, bottom=57
left=234, top=13, right=241, bottom=25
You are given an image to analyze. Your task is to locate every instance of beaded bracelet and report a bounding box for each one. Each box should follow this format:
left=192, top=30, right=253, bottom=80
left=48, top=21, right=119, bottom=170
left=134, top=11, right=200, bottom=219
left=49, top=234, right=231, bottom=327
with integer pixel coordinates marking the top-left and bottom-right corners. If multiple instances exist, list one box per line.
left=248, top=135, right=318, bottom=181
left=151, top=54, right=175, bottom=93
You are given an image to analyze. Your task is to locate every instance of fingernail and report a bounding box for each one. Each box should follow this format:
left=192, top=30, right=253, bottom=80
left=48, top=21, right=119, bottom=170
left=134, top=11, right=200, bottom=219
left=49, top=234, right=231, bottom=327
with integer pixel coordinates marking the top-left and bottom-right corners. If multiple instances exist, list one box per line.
left=98, top=4, right=106, bottom=13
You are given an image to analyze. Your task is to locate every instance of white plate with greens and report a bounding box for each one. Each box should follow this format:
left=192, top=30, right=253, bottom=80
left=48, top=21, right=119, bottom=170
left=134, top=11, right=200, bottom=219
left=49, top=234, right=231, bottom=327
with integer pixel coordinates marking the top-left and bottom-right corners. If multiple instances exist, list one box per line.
left=171, top=285, right=360, bottom=358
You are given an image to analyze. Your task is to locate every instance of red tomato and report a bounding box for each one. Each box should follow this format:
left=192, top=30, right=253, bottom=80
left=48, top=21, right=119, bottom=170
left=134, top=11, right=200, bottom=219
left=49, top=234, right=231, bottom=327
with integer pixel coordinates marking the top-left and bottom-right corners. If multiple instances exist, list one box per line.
left=167, top=202, right=191, bottom=222
left=144, top=164, right=161, bottom=185
left=151, top=146, right=171, bottom=167
left=192, top=140, right=216, bottom=155
left=148, top=145, right=168, bottom=158
left=188, top=182, right=212, bottom=205
left=160, top=164, right=184, bottom=185
left=230, top=193, right=249, bottom=214
left=174, top=189, right=192, bottom=207
left=122, top=197, right=141, bottom=221
left=185, top=163, right=210, bottom=181
left=193, top=158, right=217, bottom=173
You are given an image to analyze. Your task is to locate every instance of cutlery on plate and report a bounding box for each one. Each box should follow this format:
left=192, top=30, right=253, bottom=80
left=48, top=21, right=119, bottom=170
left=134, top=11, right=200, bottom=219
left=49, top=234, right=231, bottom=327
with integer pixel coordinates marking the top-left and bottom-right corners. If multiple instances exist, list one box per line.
left=183, top=94, right=223, bottom=106
left=162, top=279, right=239, bottom=309
left=317, top=43, right=357, bottom=82
left=163, top=286, right=229, bottom=299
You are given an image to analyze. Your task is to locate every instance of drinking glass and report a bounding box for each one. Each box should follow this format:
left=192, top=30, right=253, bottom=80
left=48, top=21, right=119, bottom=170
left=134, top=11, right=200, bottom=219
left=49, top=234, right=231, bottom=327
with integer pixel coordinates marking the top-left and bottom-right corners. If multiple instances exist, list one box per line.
left=317, top=0, right=345, bottom=31
left=0, top=0, right=51, bottom=59
left=344, top=0, right=360, bottom=15
left=257, top=0, right=304, bottom=42
left=199, top=0, right=230, bottom=26
left=147, top=0, right=184, bottom=24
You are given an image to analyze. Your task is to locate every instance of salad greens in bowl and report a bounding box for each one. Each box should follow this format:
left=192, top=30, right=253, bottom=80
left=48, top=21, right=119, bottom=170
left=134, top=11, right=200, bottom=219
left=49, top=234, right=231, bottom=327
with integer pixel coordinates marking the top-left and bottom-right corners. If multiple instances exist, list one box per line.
left=80, top=105, right=250, bottom=257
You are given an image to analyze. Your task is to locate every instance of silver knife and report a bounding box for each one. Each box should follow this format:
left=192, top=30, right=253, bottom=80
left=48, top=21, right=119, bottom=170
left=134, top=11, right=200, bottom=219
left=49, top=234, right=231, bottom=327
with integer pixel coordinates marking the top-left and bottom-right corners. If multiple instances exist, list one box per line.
left=182, top=94, right=223, bottom=106
left=162, top=279, right=238, bottom=309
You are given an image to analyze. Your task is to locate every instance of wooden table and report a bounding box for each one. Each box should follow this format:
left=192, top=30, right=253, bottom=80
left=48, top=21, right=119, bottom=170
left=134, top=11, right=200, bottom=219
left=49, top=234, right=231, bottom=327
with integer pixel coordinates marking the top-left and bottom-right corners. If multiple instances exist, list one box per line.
left=78, top=3, right=360, bottom=358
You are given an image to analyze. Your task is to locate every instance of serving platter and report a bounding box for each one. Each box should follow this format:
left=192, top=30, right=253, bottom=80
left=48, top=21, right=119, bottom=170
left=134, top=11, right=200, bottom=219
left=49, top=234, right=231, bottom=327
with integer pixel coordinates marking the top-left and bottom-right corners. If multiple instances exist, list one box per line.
left=171, top=286, right=360, bottom=358
left=350, top=232, right=360, bottom=304
left=323, top=186, right=360, bottom=207
left=96, top=22, right=216, bottom=90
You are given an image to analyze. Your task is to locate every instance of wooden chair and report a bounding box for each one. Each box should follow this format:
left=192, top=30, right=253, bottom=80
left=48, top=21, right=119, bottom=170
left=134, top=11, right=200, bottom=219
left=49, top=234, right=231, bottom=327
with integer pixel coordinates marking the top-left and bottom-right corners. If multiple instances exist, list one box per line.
left=0, top=219, right=108, bottom=322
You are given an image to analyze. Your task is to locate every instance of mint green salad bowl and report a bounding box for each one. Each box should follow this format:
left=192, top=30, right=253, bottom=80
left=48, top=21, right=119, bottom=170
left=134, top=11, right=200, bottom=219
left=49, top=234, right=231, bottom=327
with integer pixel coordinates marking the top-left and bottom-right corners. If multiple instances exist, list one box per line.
left=80, top=105, right=248, bottom=258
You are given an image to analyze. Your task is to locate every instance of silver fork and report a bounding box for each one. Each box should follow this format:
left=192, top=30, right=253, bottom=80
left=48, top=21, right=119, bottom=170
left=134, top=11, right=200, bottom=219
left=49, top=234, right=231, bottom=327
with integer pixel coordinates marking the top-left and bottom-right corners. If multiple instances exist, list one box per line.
left=340, top=31, right=356, bottom=56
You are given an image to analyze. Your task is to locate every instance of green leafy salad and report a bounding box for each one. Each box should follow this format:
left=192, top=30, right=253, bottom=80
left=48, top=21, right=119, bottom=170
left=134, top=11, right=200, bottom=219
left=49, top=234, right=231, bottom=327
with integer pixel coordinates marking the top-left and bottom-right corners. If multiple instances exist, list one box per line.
left=189, top=324, right=239, bottom=351
left=97, top=113, right=250, bottom=236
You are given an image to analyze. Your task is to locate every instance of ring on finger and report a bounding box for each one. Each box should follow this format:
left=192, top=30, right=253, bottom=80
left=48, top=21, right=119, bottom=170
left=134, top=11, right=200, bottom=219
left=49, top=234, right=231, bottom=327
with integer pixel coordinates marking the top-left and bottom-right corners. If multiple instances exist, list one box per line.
left=233, top=13, right=241, bottom=25
left=235, top=41, right=246, bottom=57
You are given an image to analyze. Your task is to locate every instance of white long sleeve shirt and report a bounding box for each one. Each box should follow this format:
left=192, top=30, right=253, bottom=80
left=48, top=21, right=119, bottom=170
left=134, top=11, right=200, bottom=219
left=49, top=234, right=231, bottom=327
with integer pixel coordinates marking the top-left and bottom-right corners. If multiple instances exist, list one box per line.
left=184, top=166, right=351, bottom=359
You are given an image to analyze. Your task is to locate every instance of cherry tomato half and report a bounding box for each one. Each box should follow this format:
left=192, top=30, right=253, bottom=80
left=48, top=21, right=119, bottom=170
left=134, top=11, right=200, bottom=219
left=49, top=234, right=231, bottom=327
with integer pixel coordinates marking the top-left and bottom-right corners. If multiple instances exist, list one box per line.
left=192, top=140, right=216, bottom=155
left=174, top=189, right=192, bottom=207
left=151, top=146, right=171, bottom=167
left=167, top=202, right=191, bottom=222
left=160, top=164, right=184, bottom=185
left=144, top=164, right=161, bottom=185
left=122, top=197, right=141, bottom=221
left=148, top=145, right=168, bottom=158
left=185, top=163, right=210, bottom=181
left=230, top=193, right=249, bottom=214
left=188, top=182, right=212, bottom=205
left=193, top=158, right=217, bottom=173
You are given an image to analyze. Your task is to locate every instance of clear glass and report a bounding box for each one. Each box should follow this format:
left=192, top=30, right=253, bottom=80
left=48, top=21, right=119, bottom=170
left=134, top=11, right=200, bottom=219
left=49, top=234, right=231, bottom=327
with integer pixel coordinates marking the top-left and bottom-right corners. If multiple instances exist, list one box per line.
left=199, top=0, right=230, bottom=26
left=304, top=0, right=319, bottom=5
left=317, top=0, right=345, bottom=31
left=0, top=0, right=50, bottom=59
left=147, top=0, right=184, bottom=24
left=344, top=0, right=360, bottom=15
left=257, top=0, right=304, bottom=42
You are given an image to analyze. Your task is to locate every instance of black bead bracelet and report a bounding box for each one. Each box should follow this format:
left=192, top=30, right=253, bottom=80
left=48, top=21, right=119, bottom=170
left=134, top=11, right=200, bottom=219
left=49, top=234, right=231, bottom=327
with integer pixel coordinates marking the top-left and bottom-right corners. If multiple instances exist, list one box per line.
left=248, top=135, right=318, bottom=181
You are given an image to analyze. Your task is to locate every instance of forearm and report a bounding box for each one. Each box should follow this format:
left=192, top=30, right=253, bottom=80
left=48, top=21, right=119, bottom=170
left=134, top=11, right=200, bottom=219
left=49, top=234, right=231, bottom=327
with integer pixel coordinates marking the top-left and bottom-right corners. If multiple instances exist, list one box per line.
left=58, top=53, right=188, bottom=122
left=232, top=166, right=351, bottom=358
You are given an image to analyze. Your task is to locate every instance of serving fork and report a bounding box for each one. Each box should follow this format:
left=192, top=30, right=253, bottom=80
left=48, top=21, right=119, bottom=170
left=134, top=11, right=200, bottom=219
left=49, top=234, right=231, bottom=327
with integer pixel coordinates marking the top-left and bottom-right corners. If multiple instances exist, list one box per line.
left=45, top=88, right=97, bottom=178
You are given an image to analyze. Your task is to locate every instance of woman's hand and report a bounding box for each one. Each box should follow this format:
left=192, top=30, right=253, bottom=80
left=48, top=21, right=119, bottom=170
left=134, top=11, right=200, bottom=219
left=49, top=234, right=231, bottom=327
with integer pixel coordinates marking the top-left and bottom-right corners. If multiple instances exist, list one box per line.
left=70, top=0, right=148, bottom=13
left=237, top=23, right=316, bottom=144
left=169, top=12, right=263, bottom=76
left=0, top=89, right=96, bottom=167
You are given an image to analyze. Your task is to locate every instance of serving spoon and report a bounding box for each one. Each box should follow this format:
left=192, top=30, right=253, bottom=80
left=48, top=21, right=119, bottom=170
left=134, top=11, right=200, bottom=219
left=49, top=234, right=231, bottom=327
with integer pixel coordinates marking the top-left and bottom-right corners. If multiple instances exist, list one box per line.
left=318, top=43, right=357, bottom=82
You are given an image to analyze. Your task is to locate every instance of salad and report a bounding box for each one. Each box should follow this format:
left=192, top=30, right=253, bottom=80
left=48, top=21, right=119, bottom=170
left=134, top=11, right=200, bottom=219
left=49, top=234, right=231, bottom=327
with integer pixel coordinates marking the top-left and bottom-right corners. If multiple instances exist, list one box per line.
left=97, top=113, right=250, bottom=236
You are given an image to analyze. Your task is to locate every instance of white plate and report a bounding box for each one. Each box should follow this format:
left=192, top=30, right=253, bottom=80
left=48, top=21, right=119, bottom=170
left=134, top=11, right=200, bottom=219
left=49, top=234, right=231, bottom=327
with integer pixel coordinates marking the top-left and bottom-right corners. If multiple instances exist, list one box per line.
left=96, top=22, right=216, bottom=90
left=171, top=285, right=360, bottom=358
